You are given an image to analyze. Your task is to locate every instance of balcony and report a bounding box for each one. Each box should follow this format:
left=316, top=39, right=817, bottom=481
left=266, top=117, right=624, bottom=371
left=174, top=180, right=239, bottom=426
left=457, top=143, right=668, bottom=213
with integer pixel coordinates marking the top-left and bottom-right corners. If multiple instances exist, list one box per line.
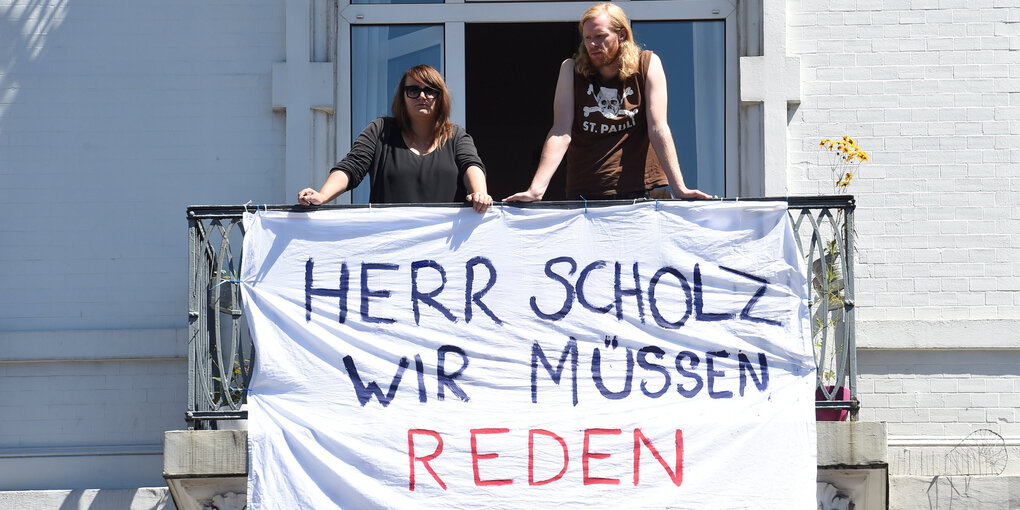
left=168, top=196, right=880, bottom=508
left=184, top=196, right=858, bottom=428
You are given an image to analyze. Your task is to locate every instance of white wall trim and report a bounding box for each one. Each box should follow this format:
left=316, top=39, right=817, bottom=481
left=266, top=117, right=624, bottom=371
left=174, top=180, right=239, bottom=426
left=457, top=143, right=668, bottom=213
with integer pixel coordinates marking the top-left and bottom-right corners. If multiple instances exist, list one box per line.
left=339, top=1, right=734, bottom=24
left=857, top=320, right=1020, bottom=350
left=0, top=328, right=188, bottom=362
left=0, top=444, right=164, bottom=459
left=889, top=436, right=1020, bottom=448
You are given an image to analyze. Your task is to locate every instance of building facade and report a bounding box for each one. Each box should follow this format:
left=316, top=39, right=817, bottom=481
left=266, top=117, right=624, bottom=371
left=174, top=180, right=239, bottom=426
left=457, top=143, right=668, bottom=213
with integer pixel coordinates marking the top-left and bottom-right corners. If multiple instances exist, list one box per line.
left=1, top=0, right=1018, bottom=508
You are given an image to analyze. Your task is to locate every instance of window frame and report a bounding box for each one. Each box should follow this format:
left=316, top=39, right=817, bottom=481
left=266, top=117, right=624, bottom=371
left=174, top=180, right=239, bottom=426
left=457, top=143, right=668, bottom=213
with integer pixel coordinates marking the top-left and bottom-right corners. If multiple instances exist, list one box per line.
left=335, top=0, right=739, bottom=200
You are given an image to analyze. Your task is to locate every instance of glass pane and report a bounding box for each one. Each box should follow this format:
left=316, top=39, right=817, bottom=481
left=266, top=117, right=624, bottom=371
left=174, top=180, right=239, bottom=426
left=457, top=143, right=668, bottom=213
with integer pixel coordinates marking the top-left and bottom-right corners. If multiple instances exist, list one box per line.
left=350, top=25, right=444, bottom=203
left=633, top=21, right=725, bottom=196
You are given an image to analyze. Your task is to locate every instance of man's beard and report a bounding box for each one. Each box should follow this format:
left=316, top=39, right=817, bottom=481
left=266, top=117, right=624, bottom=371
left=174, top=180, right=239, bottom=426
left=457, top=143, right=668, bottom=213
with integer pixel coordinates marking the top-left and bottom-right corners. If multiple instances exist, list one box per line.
left=592, top=47, right=619, bottom=70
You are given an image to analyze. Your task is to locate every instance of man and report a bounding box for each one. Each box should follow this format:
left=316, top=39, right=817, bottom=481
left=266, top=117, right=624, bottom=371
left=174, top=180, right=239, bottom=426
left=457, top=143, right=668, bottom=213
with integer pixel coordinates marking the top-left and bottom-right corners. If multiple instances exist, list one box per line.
left=504, top=3, right=712, bottom=201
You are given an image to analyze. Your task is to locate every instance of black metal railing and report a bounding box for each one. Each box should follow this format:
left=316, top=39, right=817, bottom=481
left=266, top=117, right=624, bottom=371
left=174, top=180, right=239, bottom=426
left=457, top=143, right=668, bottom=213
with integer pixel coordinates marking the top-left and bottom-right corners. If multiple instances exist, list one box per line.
left=186, top=196, right=857, bottom=428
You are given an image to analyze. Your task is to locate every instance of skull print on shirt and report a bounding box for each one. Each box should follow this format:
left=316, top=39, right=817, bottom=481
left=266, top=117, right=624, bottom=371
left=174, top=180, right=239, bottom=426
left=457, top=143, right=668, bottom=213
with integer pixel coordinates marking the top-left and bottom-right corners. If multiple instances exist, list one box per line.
left=582, top=84, right=638, bottom=120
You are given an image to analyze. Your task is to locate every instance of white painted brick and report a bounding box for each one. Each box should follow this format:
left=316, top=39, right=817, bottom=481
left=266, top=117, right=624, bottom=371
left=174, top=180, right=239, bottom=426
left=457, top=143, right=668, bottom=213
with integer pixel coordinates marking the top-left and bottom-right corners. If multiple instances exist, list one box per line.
left=999, top=390, right=1020, bottom=406
left=969, top=305, right=1000, bottom=319
left=958, top=378, right=989, bottom=392
left=954, top=37, right=984, bottom=51
left=986, top=408, right=1015, bottom=423
left=914, top=278, right=941, bottom=292
left=958, top=408, right=988, bottom=423
left=930, top=379, right=959, bottom=393
left=900, top=407, right=931, bottom=424
left=969, top=278, right=1000, bottom=291
left=874, top=408, right=904, bottom=424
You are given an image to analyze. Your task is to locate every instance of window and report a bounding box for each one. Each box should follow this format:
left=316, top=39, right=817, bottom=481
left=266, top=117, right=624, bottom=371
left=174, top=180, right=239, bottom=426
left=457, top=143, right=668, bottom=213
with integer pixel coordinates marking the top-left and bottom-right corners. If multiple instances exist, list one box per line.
left=337, top=1, right=737, bottom=201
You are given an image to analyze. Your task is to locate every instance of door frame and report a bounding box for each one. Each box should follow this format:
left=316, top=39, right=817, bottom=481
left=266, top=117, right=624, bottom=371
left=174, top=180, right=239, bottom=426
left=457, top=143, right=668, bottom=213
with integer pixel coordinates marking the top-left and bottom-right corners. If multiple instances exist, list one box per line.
left=334, top=0, right=740, bottom=199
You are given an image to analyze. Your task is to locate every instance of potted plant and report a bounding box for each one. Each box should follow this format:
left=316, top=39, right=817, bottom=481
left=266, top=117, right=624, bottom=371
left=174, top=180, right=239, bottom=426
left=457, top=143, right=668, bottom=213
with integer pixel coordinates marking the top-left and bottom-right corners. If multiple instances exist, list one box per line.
left=813, top=136, right=868, bottom=420
left=212, top=357, right=252, bottom=429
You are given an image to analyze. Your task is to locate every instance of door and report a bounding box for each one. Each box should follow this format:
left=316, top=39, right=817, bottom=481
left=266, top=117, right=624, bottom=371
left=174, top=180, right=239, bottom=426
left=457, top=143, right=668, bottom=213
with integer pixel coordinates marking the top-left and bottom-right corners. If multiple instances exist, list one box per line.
left=337, top=1, right=736, bottom=202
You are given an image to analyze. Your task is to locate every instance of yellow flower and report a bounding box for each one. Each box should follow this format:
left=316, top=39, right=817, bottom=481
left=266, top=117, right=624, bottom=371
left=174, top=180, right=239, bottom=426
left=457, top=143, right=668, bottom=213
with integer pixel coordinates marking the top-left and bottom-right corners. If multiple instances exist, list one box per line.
left=819, top=136, right=867, bottom=191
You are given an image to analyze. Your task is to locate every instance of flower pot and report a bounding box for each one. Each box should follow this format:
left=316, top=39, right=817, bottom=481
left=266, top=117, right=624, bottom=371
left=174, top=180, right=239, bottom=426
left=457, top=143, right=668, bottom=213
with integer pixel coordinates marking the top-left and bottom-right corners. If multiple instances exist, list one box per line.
left=815, top=386, right=849, bottom=421
left=218, top=403, right=248, bottom=430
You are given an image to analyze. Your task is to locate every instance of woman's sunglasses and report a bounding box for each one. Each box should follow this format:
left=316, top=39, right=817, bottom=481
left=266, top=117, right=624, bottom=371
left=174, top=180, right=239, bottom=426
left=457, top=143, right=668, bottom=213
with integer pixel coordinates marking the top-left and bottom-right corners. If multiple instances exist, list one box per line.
left=404, top=85, right=441, bottom=99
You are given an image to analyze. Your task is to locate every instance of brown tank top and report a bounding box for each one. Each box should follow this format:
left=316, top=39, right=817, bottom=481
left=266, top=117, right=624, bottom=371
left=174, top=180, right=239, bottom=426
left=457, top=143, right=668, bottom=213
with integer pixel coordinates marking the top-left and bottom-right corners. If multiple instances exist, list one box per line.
left=566, top=50, right=666, bottom=198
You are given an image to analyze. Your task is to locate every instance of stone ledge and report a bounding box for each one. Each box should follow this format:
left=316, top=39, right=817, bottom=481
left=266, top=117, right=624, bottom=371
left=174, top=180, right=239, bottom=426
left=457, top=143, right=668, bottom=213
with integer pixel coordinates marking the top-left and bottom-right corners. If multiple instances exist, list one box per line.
left=858, top=320, right=1020, bottom=350
left=817, top=421, right=888, bottom=467
left=163, top=430, right=247, bottom=478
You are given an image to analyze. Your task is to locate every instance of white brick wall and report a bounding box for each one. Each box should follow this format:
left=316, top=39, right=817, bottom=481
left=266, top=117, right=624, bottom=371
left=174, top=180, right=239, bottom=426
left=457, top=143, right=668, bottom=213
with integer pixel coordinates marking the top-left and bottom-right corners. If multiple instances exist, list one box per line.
left=857, top=350, right=1020, bottom=440
left=789, top=1, right=1020, bottom=488
left=0, top=1, right=285, bottom=332
left=789, top=3, right=1020, bottom=323
left=0, top=0, right=283, bottom=489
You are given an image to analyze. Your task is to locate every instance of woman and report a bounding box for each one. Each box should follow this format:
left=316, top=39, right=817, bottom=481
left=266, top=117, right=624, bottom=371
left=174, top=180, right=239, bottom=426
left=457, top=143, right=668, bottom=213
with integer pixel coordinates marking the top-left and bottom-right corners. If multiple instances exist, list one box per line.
left=298, top=65, right=492, bottom=212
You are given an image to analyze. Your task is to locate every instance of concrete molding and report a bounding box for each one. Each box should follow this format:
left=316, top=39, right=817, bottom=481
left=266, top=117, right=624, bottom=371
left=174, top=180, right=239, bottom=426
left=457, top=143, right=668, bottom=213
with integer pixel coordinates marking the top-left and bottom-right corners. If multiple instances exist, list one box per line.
left=164, top=431, right=248, bottom=510
left=858, top=320, right=1020, bottom=350
left=817, top=421, right=888, bottom=467
left=163, top=430, right=247, bottom=478
left=0, top=328, right=188, bottom=362
left=890, top=436, right=1020, bottom=448
left=0, top=444, right=163, bottom=459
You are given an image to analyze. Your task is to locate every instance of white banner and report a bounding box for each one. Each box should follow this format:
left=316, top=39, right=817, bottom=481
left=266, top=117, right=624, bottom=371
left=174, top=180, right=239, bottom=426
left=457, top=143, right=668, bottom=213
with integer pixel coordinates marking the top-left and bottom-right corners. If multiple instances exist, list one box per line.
left=240, top=202, right=816, bottom=509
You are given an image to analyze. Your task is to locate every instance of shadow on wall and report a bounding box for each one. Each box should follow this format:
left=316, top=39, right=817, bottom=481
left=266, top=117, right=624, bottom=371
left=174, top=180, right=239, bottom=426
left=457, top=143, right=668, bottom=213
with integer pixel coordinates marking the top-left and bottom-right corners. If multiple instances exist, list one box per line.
left=859, top=349, right=1020, bottom=377
left=0, top=1, right=69, bottom=125
left=0, top=487, right=176, bottom=510
left=55, top=488, right=175, bottom=510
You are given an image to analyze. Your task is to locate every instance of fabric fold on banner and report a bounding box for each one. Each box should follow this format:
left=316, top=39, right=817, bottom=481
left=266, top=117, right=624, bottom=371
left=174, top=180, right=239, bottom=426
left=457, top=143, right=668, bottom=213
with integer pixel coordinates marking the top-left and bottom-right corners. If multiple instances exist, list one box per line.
left=241, top=202, right=816, bottom=510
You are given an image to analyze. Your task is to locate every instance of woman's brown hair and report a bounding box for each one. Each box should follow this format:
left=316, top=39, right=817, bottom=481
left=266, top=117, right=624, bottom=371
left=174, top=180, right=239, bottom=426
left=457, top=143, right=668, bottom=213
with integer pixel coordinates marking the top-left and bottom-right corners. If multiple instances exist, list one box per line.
left=390, top=64, right=454, bottom=146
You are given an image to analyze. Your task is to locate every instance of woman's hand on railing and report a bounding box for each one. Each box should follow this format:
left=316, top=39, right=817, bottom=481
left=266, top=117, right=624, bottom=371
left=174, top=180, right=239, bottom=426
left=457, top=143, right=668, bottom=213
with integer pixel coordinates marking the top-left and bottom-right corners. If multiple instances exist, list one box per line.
left=465, top=192, right=492, bottom=213
left=298, top=188, right=326, bottom=206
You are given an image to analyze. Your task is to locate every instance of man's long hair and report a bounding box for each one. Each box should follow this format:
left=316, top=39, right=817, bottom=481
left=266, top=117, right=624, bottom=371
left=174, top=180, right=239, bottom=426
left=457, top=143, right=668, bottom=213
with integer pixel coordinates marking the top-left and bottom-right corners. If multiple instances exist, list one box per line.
left=574, top=3, right=641, bottom=80
left=391, top=64, right=454, bottom=146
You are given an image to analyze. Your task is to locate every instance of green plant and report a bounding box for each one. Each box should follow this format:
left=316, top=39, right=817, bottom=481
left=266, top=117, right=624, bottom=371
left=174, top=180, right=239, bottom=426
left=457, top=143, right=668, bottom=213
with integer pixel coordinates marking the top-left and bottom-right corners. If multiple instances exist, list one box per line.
left=212, top=357, right=251, bottom=406
left=812, top=136, right=868, bottom=386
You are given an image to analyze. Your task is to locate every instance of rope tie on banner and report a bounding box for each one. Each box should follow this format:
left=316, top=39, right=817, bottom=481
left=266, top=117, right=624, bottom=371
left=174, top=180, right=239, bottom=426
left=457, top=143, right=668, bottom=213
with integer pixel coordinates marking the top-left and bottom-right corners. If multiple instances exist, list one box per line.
left=212, top=279, right=241, bottom=289
left=655, top=199, right=659, bottom=211
left=580, top=195, right=588, bottom=215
